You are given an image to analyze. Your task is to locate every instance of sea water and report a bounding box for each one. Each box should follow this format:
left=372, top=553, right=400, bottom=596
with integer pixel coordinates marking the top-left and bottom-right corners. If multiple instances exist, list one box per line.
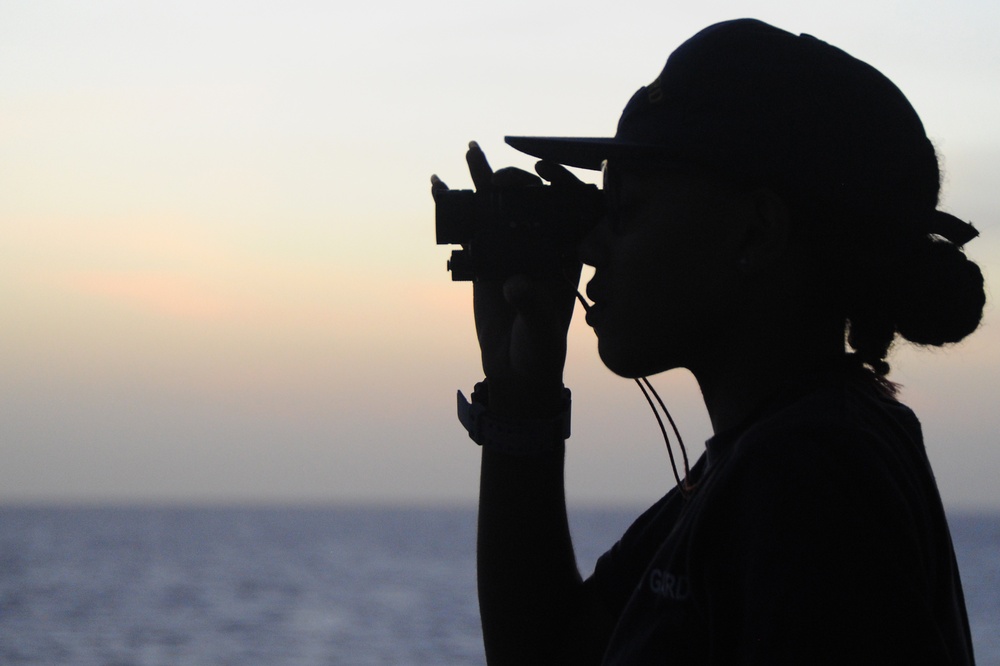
left=1, top=506, right=997, bottom=665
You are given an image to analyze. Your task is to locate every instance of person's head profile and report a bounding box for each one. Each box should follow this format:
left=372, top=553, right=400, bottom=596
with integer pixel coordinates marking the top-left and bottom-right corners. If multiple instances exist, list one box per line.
left=507, top=18, right=985, bottom=389
left=442, top=21, right=982, bottom=664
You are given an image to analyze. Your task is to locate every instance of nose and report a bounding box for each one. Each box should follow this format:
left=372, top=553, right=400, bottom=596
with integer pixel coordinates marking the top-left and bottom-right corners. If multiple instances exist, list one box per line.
left=578, top=220, right=613, bottom=268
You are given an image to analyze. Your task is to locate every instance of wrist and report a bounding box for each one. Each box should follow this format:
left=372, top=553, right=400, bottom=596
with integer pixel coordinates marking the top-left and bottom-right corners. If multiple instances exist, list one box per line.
left=457, top=380, right=571, bottom=456
left=484, top=375, right=566, bottom=419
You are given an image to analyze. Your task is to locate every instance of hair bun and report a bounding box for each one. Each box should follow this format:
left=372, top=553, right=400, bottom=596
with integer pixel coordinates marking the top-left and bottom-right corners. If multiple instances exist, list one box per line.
left=892, top=237, right=985, bottom=346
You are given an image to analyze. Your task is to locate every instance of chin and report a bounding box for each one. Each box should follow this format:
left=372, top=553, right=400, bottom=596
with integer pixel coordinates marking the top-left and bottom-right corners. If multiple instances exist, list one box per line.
left=597, top=336, right=682, bottom=379
left=598, top=339, right=654, bottom=379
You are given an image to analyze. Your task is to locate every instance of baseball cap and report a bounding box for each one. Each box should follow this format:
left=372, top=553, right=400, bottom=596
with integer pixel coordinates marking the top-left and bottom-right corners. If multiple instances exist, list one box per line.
left=505, top=19, right=944, bottom=224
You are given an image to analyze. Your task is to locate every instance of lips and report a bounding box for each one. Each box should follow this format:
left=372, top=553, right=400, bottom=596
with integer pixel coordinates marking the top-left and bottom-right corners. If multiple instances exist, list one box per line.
left=585, top=301, right=606, bottom=328
left=585, top=276, right=607, bottom=305
left=584, top=279, right=609, bottom=328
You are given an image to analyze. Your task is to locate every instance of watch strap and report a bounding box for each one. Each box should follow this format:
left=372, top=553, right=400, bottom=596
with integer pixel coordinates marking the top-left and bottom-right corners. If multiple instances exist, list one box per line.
left=457, top=381, right=571, bottom=455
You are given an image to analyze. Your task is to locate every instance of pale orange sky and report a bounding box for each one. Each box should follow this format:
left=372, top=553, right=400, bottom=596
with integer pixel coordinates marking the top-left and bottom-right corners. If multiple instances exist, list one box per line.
left=2, top=0, right=999, bottom=507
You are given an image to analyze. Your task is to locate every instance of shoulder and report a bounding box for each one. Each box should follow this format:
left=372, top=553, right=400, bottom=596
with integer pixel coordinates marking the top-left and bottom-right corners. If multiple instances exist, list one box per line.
left=724, top=372, right=927, bottom=494
left=687, top=375, right=968, bottom=661
left=697, top=372, right=946, bottom=559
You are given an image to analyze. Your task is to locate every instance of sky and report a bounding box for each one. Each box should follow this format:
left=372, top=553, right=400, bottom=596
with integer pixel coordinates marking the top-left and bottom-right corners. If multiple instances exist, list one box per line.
left=2, top=0, right=999, bottom=509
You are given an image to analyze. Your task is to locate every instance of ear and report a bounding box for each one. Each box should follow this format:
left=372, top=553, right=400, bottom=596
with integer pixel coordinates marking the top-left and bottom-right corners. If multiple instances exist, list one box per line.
left=736, top=188, right=790, bottom=275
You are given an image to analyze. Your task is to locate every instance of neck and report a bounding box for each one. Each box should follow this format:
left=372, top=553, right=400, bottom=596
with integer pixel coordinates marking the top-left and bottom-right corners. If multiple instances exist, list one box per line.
left=692, top=320, right=845, bottom=436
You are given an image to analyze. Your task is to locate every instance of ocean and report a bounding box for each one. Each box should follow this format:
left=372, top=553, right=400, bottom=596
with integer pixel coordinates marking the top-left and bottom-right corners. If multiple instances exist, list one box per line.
left=1, top=506, right=997, bottom=665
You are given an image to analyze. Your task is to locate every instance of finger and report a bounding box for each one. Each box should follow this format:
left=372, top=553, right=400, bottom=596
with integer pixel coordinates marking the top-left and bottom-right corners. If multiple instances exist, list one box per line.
left=466, top=141, right=494, bottom=193
left=535, top=160, right=583, bottom=187
left=493, top=166, right=543, bottom=190
left=503, top=275, right=552, bottom=322
left=503, top=273, right=578, bottom=321
left=430, top=173, right=448, bottom=201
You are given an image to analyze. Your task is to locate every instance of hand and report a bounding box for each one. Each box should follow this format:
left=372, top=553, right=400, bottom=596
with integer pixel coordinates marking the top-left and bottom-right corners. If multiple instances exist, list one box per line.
left=432, top=143, right=585, bottom=415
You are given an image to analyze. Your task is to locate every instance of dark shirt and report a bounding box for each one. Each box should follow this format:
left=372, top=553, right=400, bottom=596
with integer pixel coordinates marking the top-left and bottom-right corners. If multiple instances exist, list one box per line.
left=586, top=368, right=975, bottom=664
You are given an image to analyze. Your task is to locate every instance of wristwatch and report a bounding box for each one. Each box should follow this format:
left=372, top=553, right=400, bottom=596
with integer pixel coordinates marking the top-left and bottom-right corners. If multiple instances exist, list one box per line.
left=457, top=381, right=571, bottom=455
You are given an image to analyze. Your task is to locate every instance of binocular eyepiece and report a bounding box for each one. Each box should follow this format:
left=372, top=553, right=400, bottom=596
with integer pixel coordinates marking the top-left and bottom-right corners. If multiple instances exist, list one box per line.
left=434, top=183, right=604, bottom=281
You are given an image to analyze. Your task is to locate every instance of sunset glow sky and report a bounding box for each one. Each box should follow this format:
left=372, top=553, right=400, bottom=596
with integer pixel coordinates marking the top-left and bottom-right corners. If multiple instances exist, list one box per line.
left=3, top=0, right=999, bottom=508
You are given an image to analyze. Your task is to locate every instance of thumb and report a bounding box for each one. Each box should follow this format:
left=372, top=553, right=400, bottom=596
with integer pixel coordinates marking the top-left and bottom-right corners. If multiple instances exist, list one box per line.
left=503, top=274, right=577, bottom=333
left=503, top=274, right=548, bottom=318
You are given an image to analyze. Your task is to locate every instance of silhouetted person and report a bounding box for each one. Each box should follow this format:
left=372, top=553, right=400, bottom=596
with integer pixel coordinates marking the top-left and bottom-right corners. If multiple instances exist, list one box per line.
left=433, top=19, right=981, bottom=664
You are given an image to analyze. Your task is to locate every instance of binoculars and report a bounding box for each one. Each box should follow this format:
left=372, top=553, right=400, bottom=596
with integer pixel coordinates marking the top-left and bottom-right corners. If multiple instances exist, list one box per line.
left=434, top=183, right=604, bottom=281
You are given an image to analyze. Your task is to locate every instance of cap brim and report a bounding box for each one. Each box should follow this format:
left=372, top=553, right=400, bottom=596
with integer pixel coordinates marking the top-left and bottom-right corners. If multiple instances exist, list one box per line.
left=505, top=136, right=671, bottom=171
